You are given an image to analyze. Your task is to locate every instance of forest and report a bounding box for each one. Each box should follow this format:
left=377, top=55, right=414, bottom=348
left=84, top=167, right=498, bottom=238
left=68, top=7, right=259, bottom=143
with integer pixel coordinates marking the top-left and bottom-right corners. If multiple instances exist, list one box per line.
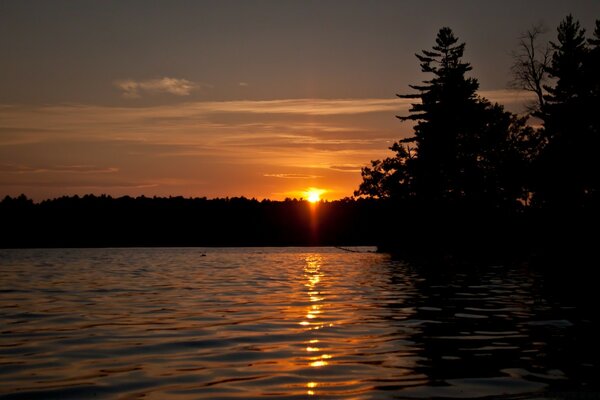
left=0, top=194, right=388, bottom=248
left=1, top=15, right=598, bottom=265
left=354, top=15, right=599, bottom=263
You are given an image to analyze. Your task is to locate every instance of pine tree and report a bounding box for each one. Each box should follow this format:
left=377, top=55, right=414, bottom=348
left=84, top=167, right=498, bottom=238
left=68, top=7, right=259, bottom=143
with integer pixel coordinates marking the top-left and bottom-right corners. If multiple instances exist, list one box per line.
left=544, top=15, right=587, bottom=106
left=396, top=27, right=480, bottom=203
left=536, top=15, right=591, bottom=208
left=584, top=20, right=600, bottom=205
left=357, top=27, right=528, bottom=209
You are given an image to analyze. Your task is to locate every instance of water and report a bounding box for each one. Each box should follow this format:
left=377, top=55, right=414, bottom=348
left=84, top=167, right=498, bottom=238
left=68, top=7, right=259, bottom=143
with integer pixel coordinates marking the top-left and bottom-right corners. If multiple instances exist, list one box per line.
left=0, top=247, right=598, bottom=399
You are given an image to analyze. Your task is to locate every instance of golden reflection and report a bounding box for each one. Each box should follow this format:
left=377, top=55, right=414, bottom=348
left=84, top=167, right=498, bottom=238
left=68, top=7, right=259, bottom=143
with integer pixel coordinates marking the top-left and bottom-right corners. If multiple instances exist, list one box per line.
left=307, top=275, right=320, bottom=286
left=307, top=381, right=317, bottom=395
left=301, top=255, right=333, bottom=396
left=306, top=308, right=321, bottom=319
left=310, top=360, right=328, bottom=367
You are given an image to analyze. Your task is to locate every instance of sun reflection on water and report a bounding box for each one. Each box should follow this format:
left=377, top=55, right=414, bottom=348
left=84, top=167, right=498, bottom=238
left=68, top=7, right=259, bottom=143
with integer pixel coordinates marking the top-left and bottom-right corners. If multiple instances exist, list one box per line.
left=302, top=255, right=332, bottom=396
left=307, top=380, right=318, bottom=395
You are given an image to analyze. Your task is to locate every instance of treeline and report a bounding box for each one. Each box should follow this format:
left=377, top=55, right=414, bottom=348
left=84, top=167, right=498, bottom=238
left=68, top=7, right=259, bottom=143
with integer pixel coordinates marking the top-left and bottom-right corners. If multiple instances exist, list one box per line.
left=0, top=194, right=390, bottom=248
left=2, top=16, right=598, bottom=262
left=355, top=16, right=599, bottom=262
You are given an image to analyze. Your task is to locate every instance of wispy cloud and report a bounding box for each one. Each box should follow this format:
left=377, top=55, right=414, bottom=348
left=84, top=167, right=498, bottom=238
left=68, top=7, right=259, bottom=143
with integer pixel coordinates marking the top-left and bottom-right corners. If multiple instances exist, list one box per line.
left=0, top=179, right=157, bottom=189
left=264, top=173, right=322, bottom=179
left=114, top=77, right=198, bottom=98
left=0, top=163, right=118, bottom=174
left=479, top=89, right=536, bottom=109
left=329, top=164, right=363, bottom=172
left=0, top=90, right=535, bottom=200
left=198, top=98, right=402, bottom=115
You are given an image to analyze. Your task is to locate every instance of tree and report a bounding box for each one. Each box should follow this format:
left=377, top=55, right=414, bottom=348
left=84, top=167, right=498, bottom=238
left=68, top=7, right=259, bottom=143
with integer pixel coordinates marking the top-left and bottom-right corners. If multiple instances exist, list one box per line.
left=585, top=20, right=600, bottom=138
left=583, top=20, right=600, bottom=205
left=397, top=27, right=481, bottom=203
left=510, top=24, right=551, bottom=114
left=354, top=142, right=414, bottom=199
left=587, top=20, right=600, bottom=96
left=534, top=15, right=592, bottom=208
left=357, top=27, right=529, bottom=209
left=544, top=15, right=587, bottom=106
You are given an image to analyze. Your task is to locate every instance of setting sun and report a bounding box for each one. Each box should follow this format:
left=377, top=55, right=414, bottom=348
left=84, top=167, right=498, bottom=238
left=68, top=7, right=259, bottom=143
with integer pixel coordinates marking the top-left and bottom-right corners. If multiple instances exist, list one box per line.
left=307, top=192, right=320, bottom=203
left=305, top=188, right=326, bottom=203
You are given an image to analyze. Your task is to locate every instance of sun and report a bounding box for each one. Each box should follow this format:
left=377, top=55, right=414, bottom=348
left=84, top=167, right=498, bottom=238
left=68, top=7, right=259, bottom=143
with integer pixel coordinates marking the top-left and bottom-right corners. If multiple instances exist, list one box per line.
left=307, top=191, right=321, bottom=203
left=305, top=188, right=325, bottom=203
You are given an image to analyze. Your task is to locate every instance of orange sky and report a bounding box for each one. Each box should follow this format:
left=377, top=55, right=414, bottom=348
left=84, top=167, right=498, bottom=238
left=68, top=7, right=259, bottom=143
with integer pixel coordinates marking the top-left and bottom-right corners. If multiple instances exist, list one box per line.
left=0, top=92, right=532, bottom=201
left=1, top=1, right=596, bottom=201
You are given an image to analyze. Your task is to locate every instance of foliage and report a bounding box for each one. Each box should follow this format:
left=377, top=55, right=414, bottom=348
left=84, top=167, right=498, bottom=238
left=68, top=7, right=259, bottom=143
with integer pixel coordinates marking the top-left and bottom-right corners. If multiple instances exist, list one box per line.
left=357, top=27, right=531, bottom=209
left=534, top=15, right=600, bottom=209
left=0, top=194, right=389, bottom=248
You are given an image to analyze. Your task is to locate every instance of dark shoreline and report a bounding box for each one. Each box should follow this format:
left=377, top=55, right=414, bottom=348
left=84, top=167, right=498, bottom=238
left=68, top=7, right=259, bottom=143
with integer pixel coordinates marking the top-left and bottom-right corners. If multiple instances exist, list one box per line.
left=2, top=194, right=597, bottom=271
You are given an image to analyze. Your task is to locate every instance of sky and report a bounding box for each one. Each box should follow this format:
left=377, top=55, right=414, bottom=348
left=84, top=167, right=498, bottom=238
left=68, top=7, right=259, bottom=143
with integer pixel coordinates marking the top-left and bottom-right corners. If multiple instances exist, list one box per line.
left=1, top=0, right=599, bottom=201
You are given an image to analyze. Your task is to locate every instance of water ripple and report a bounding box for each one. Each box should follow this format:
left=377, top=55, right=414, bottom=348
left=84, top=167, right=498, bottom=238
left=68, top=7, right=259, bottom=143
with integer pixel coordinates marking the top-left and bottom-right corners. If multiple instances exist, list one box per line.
left=0, top=247, right=597, bottom=398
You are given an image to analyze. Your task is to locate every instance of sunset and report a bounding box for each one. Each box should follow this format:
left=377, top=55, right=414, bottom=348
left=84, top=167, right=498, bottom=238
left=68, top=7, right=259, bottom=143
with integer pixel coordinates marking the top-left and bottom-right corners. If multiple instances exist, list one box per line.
left=1, top=1, right=600, bottom=399
left=2, top=1, right=595, bottom=201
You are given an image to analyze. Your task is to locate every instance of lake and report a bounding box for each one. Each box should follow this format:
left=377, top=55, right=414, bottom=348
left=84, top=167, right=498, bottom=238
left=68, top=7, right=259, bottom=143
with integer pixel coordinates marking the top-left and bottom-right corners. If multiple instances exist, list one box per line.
left=0, top=247, right=598, bottom=399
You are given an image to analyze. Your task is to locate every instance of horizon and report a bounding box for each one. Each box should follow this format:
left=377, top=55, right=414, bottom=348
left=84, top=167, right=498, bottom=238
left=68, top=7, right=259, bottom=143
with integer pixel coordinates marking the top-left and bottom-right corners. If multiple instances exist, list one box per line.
left=3, top=191, right=352, bottom=203
left=1, top=1, right=599, bottom=201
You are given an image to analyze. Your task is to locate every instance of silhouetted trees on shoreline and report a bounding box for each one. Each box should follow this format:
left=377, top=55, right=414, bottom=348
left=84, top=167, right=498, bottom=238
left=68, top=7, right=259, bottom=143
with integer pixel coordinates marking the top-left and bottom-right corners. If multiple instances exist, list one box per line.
left=0, top=194, right=389, bottom=248
left=355, top=16, right=599, bottom=262
left=2, top=16, right=598, bottom=264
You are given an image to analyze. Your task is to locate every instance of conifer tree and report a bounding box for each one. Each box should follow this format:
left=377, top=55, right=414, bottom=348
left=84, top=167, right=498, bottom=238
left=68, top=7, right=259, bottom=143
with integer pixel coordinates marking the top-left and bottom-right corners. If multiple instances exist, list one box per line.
left=357, top=27, right=528, bottom=208
left=396, top=27, right=480, bottom=203
left=536, top=15, right=592, bottom=208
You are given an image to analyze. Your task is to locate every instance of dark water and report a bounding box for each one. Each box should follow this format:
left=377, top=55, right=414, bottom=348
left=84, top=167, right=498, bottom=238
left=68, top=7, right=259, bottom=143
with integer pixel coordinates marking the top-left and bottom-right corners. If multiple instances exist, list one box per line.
left=0, top=247, right=598, bottom=399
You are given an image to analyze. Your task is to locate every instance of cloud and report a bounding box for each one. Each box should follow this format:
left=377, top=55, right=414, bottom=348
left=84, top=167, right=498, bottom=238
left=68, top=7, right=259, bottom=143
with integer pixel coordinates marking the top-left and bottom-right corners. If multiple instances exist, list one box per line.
left=0, top=90, right=535, bottom=200
left=0, top=163, right=118, bottom=174
left=238, top=82, right=249, bottom=87
left=264, top=173, right=322, bottom=179
left=114, top=77, right=197, bottom=98
left=0, top=179, right=156, bottom=189
left=197, top=98, right=403, bottom=116
left=329, top=164, right=363, bottom=172
left=479, top=89, right=536, bottom=111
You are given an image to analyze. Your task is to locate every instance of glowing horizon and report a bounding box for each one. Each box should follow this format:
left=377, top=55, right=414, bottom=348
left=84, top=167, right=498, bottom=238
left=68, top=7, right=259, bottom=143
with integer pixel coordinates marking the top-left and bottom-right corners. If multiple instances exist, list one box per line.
left=2, top=1, right=594, bottom=201
left=0, top=92, right=534, bottom=202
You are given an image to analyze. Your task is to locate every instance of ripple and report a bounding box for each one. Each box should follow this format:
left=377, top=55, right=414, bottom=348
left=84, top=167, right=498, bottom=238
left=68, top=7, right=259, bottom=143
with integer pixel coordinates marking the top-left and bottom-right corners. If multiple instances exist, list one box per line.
left=0, top=247, right=596, bottom=398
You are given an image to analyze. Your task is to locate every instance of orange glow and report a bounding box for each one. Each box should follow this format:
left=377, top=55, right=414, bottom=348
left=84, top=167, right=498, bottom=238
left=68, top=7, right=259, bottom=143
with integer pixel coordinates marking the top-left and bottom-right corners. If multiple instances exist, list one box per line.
left=307, top=381, right=318, bottom=395
left=310, top=360, right=328, bottom=367
left=305, top=188, right=326, bottom=203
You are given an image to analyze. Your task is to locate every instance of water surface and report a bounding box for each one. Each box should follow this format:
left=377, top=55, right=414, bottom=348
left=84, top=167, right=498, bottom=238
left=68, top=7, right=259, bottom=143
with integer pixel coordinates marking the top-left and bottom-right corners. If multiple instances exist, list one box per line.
left=0, top=247, right=597, bottom=399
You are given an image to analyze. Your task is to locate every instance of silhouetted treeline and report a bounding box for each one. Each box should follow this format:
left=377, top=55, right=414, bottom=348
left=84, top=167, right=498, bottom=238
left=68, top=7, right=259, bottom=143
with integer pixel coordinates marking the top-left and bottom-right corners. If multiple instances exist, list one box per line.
left=0, top=194, right=395, bottom=248
left=355, top=18, right=599, bottom=264
left=3, top=17, right=599, bottom=263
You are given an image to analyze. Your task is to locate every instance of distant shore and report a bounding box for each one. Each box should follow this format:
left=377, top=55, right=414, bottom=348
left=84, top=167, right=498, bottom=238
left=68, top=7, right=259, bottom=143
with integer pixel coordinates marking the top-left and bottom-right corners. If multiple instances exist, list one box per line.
left=2, top=194, right=596, bottom=271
